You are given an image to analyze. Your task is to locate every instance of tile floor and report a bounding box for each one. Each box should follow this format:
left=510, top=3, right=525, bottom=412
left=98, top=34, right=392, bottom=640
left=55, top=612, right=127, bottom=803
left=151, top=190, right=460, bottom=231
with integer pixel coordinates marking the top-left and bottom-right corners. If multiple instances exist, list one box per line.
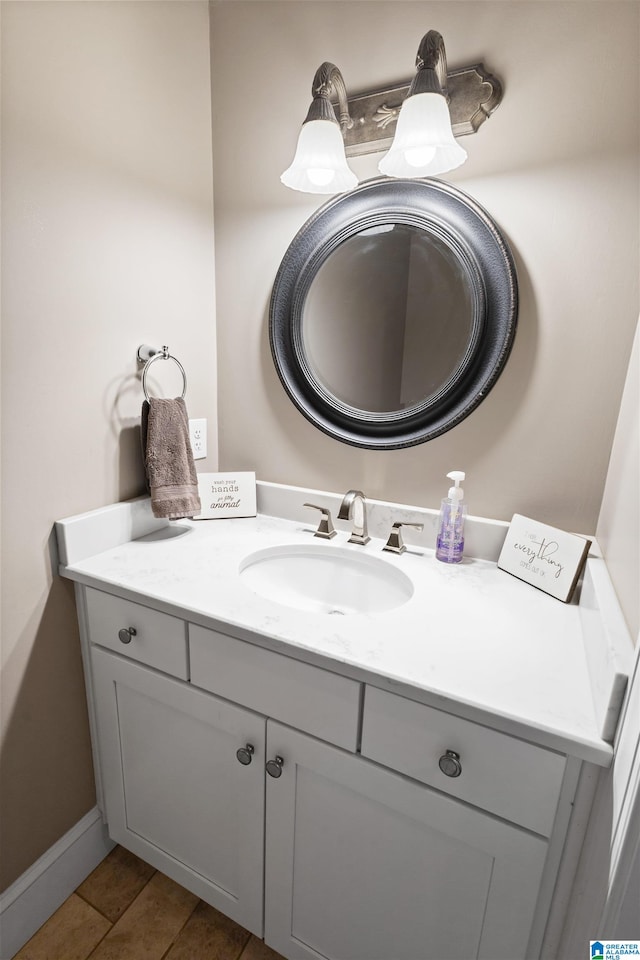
left=14, top=845, right=286, bottom=960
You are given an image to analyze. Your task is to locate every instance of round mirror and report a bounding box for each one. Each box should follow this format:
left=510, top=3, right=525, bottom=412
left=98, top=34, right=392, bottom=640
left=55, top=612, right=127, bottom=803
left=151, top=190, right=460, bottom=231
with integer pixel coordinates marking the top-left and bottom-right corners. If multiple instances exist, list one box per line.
left=270, top=178, right=518, bottom=449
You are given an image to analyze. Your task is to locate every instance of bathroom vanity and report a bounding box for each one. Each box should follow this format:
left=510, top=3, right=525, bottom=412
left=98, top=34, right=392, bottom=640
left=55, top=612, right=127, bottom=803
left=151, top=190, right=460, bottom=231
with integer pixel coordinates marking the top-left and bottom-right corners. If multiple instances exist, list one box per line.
left=56, top=483, right=630, bottom=960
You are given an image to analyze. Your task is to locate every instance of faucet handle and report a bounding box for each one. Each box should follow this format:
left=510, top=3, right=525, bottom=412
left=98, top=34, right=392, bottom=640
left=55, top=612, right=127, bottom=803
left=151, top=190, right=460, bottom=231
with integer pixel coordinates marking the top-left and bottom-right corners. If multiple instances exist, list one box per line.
left=304, top=503, right=337, bottom=540
left=383, top=521, right=424, bottom=555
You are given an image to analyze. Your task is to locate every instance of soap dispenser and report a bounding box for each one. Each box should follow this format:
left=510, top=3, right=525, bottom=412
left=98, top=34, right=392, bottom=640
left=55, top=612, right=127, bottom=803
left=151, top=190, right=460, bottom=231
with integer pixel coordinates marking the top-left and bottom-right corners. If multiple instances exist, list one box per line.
left=435, top=471, right=466, bottom=564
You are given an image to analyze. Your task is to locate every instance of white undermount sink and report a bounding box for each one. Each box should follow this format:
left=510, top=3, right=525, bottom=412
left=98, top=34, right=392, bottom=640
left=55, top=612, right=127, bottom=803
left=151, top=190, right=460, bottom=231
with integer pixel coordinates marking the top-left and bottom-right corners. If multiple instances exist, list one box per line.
left=239, top=543, right=414, bottom=616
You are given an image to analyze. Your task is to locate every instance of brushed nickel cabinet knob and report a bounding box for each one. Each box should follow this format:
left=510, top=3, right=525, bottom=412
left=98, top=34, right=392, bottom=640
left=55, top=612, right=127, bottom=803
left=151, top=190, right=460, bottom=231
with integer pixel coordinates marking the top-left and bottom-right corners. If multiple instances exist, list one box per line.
left=236, top=743, right=255, bottom=766
left=266, top=756, right=284, bottom=778
left=118, top=627, right=137, bottom=645
left=438, top=750, right=462, bottom=778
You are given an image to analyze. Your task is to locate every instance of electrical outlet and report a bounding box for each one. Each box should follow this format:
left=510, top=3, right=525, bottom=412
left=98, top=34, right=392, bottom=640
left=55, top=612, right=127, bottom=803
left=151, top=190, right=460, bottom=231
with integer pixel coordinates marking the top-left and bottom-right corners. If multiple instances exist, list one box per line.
left=188, top=418, right=207, bottom=460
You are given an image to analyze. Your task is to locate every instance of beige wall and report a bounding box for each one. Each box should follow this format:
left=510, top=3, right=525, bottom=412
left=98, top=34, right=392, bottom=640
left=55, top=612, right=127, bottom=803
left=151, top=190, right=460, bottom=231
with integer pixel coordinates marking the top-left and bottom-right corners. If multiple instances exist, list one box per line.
left=211, top=0, right=639, bottom=535
left=0, top=1, right=217, bottom=891
left=597, top=321, right=639, bottom=641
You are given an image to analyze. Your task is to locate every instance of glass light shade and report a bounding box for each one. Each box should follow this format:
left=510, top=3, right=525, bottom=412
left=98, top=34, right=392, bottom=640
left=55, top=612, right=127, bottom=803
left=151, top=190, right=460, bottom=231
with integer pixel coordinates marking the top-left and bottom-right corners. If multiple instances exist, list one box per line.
left=281, top=120, right=358, bottom=194
left=378, top=92, right=467, bottom=178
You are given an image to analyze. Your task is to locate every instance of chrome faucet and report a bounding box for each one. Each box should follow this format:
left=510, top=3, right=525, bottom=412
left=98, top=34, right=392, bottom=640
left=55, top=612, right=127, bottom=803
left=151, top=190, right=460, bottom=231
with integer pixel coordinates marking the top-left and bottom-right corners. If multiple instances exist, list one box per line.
left=338, top=489, right=370, bottom=545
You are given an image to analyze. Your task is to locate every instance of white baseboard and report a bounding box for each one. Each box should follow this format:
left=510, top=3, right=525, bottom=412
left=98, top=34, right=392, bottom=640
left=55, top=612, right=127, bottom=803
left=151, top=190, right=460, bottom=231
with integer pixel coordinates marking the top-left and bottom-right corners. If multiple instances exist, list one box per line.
left=0, top=806, right=115, bottom=960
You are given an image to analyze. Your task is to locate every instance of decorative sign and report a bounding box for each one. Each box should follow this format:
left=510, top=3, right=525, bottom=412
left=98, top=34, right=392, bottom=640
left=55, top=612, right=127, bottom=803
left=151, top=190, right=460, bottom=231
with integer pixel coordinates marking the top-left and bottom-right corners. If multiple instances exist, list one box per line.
left=193, top=472, right=257, bottom=520
left=497, top=514, right=592, bottom=603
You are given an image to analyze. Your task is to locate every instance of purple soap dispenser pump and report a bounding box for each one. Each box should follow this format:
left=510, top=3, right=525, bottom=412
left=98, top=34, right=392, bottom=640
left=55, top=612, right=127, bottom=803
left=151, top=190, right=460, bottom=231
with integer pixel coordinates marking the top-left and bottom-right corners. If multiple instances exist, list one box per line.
left=435, top=471, right=467, bottom=564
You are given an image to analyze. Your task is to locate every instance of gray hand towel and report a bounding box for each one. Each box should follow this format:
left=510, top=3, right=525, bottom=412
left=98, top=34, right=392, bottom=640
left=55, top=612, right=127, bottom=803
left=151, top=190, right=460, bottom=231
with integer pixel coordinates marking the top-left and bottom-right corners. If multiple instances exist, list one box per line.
left=141, top=398, right=201, bottom=520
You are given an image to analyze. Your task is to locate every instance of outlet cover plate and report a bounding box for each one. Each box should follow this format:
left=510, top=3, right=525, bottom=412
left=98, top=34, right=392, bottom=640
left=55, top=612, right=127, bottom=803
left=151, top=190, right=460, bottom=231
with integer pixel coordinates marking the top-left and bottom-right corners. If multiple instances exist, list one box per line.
left=188, top=418, right=207, bottom=460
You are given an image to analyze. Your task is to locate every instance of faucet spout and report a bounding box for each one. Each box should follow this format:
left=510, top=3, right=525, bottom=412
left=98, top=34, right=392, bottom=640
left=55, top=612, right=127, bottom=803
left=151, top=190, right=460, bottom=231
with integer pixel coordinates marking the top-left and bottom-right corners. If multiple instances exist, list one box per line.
left=338, top=489, right=370, bottom=545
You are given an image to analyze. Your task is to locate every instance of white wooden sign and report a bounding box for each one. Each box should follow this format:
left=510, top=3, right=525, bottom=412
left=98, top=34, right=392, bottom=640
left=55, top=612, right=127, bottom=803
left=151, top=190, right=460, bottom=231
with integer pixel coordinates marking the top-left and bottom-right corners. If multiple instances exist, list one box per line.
left=194, top=472, right=257, bottom=520
left=497, top=514, right=592, bottom=603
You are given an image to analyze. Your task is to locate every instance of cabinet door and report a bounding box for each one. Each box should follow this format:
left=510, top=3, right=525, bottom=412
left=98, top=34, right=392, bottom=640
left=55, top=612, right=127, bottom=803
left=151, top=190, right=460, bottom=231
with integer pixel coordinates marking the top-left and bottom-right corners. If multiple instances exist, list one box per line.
left=264, top=722, right=548, bottom=960
left=91, top=646, right=265, bottom=935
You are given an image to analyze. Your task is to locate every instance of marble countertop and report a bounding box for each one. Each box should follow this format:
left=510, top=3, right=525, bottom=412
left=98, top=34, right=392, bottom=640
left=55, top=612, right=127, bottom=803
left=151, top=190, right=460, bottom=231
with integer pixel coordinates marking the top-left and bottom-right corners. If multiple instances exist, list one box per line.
left=56, top=494, right=618, bottom=766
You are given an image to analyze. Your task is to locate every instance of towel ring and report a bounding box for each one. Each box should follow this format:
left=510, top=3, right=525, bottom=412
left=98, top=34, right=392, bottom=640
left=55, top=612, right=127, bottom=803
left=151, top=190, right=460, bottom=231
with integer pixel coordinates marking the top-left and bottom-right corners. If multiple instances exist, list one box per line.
left=137, top=345, right=187, bottom=402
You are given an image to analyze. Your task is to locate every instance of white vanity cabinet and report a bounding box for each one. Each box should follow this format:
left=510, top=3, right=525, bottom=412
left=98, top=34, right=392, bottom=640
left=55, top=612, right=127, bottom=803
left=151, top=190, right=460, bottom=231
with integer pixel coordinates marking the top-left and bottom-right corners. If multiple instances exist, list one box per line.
left=264, top=722, right=549, bottom=960
left=81, top=586, right=573, bottom=960
left=91, top=646, right=266, bottom=934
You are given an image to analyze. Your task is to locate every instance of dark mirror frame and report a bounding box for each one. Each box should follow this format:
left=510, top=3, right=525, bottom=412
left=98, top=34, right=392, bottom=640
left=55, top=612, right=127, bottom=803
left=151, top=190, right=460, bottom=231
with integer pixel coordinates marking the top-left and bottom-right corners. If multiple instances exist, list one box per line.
left=269, top=177, right=518, bottom=449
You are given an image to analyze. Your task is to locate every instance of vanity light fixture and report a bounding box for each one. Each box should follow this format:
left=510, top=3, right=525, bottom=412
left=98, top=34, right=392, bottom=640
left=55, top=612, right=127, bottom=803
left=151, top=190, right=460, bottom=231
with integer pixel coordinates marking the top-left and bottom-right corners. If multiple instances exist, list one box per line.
left=280, top=62, right=359, bottom=194
left=281, top=30, right=502, bottom=195
left=378, top=31, right=467, bottom=178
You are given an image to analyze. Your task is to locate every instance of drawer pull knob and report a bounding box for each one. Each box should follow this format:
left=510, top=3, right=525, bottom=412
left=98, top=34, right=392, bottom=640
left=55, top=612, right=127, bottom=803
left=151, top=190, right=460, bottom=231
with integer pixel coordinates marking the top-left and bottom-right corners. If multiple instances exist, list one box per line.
left=118, top=627, right=137, bottom=645
left=438, top=750, right=462, bottom=778
left=236, top=744, right=255, bottom=766
left=266, top=756, right=284, bottom=778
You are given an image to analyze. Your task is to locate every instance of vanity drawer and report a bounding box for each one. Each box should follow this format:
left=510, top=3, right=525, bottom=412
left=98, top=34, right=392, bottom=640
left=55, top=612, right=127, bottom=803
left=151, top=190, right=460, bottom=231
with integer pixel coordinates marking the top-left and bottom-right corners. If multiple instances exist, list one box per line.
left=85, top=589, right=188, bottom=679
left=361, top=686, right=566, bottom=836
left=189, top=624, right=360, bottom=751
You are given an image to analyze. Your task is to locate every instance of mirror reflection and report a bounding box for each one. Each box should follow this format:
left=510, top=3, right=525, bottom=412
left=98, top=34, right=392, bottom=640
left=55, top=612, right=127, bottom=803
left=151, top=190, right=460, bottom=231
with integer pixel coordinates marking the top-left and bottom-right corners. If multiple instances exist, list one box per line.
left=302, top=224, right=474, bottom=413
